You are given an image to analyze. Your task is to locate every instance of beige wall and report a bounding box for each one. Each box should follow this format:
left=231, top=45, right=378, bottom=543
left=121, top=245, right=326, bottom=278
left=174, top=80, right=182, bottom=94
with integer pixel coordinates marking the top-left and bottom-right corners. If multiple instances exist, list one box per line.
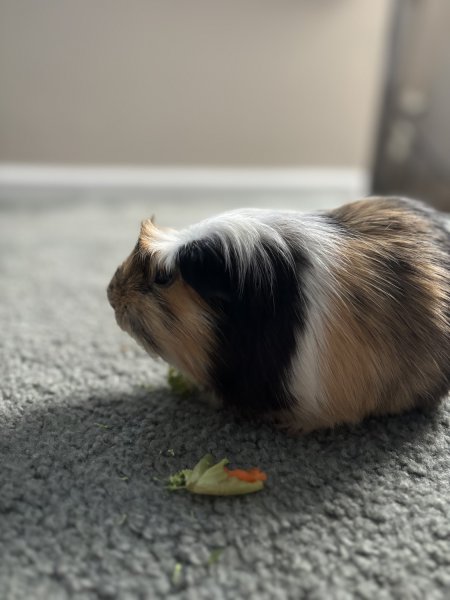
left=0, top=0, right=391, bottom=168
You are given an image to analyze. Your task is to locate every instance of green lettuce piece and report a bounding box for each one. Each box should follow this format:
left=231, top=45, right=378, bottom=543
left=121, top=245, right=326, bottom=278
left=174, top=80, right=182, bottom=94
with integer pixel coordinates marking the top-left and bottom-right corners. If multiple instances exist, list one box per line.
left=167, top=454, right=265, bottom=496
left=187, top=453, right=216, bottom=485
left=167, top=469, right=191, bottom=491
left=208, top=548, right=224, bottom=565
left=172, top=562, right=182, bottom=585
left=167, top=367, right=198, bottom=396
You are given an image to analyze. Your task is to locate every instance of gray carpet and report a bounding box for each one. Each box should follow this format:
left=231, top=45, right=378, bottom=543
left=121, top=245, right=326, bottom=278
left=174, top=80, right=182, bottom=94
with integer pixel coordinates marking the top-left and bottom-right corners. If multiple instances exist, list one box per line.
left=1, top=188, right=450, bottom=600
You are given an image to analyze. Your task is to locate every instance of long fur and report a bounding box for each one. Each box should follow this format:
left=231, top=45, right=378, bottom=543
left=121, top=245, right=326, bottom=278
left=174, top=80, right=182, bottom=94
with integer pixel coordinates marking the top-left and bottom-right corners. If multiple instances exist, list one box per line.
left=108, top=196, right=450, bottom=432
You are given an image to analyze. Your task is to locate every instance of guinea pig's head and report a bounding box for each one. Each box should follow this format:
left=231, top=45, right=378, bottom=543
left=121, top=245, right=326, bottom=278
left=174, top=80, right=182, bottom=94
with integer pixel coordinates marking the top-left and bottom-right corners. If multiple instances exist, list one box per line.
left=106, top=217, right=220, bottom=385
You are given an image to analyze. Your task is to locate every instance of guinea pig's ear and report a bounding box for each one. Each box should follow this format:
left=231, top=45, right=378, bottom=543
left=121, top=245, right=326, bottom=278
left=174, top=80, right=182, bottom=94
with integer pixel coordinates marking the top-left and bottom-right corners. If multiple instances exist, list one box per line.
left=177, top=239, right=234, bottom=302
left=139, top=216, right=158, bottom=253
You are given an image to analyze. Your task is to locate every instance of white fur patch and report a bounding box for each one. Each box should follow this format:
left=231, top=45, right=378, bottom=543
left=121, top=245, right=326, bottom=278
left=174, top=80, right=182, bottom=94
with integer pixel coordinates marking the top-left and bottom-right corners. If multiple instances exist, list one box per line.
left=151, top=208, right=294, bottom=292
left=284, top=214, right=343, bottom=419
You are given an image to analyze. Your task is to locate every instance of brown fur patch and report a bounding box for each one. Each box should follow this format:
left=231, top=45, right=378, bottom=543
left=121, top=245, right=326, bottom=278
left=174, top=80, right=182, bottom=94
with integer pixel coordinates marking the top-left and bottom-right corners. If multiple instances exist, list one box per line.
left=139, top=218, right=161, bottom=258
left=316, top=198, right=450, bottom=427
left=150, top=278, right=215, bottom=384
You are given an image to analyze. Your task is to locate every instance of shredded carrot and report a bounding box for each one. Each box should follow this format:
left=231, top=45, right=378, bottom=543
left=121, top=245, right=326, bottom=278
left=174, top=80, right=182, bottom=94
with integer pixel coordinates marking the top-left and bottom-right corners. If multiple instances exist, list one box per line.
left=224, top=467, right=267, bottom=483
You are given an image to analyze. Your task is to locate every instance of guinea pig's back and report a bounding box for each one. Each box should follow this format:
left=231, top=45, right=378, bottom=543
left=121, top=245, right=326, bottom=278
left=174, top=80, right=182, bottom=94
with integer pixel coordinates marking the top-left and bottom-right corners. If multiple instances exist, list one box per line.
left=294, top=197, right=450, bottom=430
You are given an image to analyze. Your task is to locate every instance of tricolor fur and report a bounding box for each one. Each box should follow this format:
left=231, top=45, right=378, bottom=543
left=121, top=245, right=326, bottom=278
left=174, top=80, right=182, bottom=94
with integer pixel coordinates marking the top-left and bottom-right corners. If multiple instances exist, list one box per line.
left=107, top=197, right=450, bottom=432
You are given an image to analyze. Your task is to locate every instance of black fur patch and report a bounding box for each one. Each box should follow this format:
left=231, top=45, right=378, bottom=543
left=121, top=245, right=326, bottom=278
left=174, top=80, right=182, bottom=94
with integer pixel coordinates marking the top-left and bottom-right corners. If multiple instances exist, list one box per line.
left=177, top=238, right=234, bottom=301
left=177, top=234, right=310, bottom=411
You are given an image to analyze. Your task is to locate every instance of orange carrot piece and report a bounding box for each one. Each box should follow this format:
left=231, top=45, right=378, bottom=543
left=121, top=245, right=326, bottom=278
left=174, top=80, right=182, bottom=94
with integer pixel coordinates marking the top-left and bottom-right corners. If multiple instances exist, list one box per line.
left=223, top=467, right=268, bottom=482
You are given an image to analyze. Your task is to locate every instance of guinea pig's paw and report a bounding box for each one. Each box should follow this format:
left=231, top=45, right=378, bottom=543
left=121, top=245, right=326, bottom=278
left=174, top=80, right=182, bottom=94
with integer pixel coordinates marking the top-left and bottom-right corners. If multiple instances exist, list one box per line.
left=199, top=390, right=223, bottom=410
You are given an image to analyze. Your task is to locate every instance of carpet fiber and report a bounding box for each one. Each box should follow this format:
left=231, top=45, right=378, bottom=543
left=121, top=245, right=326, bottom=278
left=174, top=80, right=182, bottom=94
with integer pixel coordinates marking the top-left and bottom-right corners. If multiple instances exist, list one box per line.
left=1, top=190, right=449, bottom=599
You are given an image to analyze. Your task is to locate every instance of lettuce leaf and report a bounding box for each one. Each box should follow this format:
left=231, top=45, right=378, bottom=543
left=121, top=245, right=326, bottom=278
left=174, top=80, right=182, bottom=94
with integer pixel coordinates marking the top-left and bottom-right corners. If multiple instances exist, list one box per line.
left=167, top=454, right=265, bottom=496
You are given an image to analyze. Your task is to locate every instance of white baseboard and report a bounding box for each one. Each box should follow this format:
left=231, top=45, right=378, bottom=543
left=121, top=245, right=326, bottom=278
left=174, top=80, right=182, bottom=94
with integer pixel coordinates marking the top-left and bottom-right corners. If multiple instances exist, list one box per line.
left=0, top=164, right=368, bottom=196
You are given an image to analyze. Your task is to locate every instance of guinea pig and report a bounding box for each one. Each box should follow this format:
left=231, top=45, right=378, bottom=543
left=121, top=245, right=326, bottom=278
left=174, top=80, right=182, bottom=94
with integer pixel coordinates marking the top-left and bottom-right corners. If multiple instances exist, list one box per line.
left=107, top=196, right=450, bottom=433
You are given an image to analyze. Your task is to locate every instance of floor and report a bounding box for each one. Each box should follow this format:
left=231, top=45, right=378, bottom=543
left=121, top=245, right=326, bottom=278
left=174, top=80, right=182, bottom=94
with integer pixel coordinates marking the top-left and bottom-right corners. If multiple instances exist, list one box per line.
left=1, top=186, right=449, bottom=599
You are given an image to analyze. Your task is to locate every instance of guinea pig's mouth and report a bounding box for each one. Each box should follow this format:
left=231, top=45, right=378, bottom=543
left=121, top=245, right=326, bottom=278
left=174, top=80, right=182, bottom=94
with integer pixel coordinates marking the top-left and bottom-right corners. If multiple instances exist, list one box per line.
left=106, top=289, right=129, bottom=331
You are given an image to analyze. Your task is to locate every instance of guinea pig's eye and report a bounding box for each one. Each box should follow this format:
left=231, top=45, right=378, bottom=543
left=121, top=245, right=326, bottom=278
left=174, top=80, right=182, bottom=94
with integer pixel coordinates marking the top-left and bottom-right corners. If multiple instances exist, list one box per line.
left=153, top=270, right=175, bottom=287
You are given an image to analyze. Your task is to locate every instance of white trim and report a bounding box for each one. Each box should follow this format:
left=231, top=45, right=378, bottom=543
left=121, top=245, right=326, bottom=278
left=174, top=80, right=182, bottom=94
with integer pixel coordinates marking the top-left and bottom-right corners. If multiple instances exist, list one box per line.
left=0, top=164, right=368, bottom=195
